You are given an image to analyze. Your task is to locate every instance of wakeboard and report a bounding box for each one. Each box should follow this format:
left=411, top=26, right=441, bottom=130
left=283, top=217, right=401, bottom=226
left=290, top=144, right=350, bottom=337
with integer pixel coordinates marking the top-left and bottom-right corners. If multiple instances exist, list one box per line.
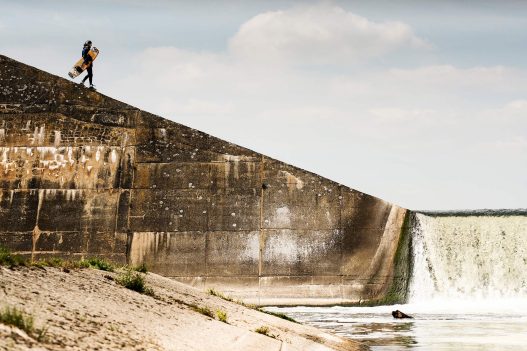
left=68, top=47, right=99, bottom=79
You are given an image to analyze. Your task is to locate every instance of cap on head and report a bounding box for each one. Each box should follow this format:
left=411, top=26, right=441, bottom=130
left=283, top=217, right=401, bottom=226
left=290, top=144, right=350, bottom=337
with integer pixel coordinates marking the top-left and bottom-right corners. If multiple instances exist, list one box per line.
left=84, top=40, right=92, bottom=46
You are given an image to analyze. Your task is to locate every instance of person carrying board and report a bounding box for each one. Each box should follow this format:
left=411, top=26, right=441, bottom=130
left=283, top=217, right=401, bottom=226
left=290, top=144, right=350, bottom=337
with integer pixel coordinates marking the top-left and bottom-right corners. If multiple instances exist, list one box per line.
left=80, top=40, right=95, bottom=88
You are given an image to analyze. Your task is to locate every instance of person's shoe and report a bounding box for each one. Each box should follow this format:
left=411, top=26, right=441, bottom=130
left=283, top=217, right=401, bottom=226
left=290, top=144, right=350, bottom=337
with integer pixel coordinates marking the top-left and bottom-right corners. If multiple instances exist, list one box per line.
left=89, top=84, right=96, bottom=90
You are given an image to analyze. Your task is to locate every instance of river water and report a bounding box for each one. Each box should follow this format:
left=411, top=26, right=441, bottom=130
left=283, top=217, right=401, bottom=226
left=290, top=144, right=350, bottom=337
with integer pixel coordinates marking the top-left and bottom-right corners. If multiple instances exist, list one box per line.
left=268, top=211, right=527, bottom=350
left=266, top=302, right=527, bottom=350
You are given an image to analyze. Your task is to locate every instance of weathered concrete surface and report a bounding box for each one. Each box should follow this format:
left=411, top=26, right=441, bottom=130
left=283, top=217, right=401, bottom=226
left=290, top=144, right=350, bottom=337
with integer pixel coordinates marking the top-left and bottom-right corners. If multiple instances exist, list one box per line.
left=0, top=55, right=408, bottom=305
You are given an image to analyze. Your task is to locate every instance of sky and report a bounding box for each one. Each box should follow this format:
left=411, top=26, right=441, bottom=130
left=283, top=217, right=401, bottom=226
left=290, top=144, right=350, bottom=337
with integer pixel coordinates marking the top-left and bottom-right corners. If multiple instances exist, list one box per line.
left=1, top=0, right=526, bottom=210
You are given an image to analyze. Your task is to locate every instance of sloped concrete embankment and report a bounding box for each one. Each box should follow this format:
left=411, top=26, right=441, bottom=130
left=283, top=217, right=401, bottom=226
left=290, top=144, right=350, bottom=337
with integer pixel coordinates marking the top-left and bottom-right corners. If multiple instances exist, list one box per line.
left=0, top=54, right=409, bottom=305
left=0, top=265, right=367, bottom=350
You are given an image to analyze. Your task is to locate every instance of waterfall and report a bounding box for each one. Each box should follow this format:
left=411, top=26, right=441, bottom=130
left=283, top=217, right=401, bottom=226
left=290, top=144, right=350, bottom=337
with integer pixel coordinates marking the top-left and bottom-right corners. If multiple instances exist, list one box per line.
left=409, top=211, right=527, bottom=303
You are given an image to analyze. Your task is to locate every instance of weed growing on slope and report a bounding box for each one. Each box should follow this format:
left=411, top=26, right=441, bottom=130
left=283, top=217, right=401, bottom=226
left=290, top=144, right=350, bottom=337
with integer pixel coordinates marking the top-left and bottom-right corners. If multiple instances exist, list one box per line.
left=116, top=270, right=154, bottom=296
left=31, top=256, right=115, bottom=272
left=207, top=288, right=257, bottom=308
left=207, top=288, right=234, bottom=302
left=0, top=306, right=34, bottom=332
left=132, top=262, right=148, bottom=273
left=207, top=288, right=297, bottom=323
left=0, top=306, right=46, bottom=340
left=259, top=309, right=298, bottom=323
left=31, top=257, right=66, bottom=269
left=0, top=251, right=120, bottom=272
left=255, top=326, right=276, bottom=338
left=192, top=305, right=214, bottom=318
left=31, top=257, right=83, bottom=271
left=0, top=246, right=26, bottom=268
left=81, top=257, right=115, bottom=272
left=216, top=309, right=228, bottom=323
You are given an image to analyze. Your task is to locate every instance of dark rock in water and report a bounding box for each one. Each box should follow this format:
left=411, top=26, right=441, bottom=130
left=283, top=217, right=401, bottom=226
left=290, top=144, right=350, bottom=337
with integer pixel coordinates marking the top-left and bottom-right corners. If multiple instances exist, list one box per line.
left=392, top=310, right=413, bottom=319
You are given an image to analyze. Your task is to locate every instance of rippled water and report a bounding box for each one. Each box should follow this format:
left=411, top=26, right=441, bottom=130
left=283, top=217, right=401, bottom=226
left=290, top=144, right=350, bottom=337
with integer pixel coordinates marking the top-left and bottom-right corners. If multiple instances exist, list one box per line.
left=265, top=303, right=527, bottom=350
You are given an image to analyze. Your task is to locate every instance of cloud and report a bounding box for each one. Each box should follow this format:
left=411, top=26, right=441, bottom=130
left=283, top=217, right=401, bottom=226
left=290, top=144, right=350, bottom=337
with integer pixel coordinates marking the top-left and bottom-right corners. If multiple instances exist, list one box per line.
left=329, top=65, right=527, bottom=114
left=492, top=137, right=527, bottom=151
left=157, top=98, right=235, bottom=116
left=110, top=46, right=527, bottom=146
left=502, top=99, right=527, bottom=115
left=475, top=137, right=527, bottom=155
left=229, top=4, right=428, bottom=65
left=369, top=108, right=438, bottom=124
left=131, top=47, right=229, bottom=90
left=387, top=65, right=521, bottom=90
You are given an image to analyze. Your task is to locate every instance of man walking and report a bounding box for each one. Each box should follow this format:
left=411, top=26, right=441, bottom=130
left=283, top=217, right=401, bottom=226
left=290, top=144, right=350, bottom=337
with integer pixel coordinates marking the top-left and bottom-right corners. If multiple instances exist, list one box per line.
left=81, top=40, right=95, bottom=88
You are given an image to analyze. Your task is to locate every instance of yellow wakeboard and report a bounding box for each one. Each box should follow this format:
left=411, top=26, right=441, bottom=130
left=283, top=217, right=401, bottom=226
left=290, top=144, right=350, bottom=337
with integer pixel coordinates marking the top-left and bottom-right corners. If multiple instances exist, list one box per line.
left=68, top=47, right=99, bottom=79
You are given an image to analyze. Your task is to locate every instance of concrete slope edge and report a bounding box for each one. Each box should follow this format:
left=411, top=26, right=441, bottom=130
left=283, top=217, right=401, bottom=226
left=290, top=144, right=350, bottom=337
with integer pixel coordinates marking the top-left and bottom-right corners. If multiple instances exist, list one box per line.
left=0, top=54, right=410, bottom=306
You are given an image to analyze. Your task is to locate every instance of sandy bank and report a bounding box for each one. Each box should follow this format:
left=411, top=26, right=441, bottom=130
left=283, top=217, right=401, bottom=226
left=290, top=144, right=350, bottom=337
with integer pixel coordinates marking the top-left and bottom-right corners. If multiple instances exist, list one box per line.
left=0, top=266, right=367, bottom=350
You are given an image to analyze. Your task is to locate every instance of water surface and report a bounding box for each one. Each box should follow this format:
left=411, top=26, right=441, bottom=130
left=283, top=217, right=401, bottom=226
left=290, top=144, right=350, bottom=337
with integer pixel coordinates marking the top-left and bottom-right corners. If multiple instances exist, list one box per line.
left=266, top=304, right=527, bottom=350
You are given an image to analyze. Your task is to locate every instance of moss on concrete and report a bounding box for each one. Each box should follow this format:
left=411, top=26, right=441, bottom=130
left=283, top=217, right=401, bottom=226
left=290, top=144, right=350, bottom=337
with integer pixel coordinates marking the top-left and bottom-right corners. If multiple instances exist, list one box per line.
left=358, top=211, right=413, bottom=306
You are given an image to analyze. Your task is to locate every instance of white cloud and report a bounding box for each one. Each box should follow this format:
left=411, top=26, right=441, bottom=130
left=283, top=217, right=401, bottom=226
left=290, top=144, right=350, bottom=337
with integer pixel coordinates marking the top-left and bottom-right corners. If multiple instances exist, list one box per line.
left=387, top=65, right=522, bottom=91
left=475, top=137, right=527, bottom=155
left=502, top=99, right=527, bottom=115
left=109, top=46, right=527, bottom=148
left=157, top=98, right=235, bottom=116
left=229, top=4, right=428, bottom=65
left=495, top=137, right=527, bottom=151
left=330, top=65, right=527, bottom=99
left=132, top=47, right=229, bottom=89
left=369, top=108, right=438, bottom=124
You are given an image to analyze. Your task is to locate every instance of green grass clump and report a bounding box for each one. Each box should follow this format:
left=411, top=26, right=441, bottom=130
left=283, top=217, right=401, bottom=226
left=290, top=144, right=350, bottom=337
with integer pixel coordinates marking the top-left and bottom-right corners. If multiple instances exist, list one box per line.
left=0, top=246, right=27, bottom=268
left=207, top=288, right=297, bottom=324
left=31, top=257, right=73, bottom=269
left=116, top=270, right=154, bottom=296
left=78, top=260, right=91, bottom=269
left=0, top=246, right=118, bottom=274
left=192, top=305, right=214, bottom=318
left=82, top=257, right=115, bottom=272
left=216, top=309, right=228, bottom=323
left=255, top=326, right=275, bottom=338
left=132, top=262, right=148, bottom=273
left=207, top=288, right=297, bottom=323
left=0, top=306, right=34, bottom=333
left=259, top=309, right=298, bottom=323
left=0, top=306, right=47, bottom=341
left=207, top=288, right=234, bottom=302
left=207, top=288, right=257, bottom=308
left=30, top=256, right=115, bottom=272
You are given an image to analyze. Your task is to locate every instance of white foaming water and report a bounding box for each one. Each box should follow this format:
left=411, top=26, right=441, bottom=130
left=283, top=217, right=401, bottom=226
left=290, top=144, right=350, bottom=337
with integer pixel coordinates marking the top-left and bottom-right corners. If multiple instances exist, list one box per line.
left=409, top=212, right=527, bottom=311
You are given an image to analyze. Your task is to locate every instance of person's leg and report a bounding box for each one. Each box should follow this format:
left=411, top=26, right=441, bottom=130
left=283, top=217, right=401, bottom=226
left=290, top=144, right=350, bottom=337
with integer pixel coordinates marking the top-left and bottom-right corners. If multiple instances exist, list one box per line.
left=87, top=66, right=93, bottom=85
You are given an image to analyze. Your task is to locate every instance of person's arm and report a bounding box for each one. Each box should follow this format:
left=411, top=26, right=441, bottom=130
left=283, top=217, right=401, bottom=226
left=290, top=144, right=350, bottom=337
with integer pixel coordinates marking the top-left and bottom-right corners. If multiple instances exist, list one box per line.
left=82, top=48, right=92, bottom=64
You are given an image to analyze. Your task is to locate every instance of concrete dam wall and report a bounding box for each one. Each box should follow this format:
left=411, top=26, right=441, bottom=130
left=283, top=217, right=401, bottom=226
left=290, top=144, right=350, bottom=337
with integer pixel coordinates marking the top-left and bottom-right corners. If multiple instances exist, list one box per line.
left=0, top=55, right=408, bottom=305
